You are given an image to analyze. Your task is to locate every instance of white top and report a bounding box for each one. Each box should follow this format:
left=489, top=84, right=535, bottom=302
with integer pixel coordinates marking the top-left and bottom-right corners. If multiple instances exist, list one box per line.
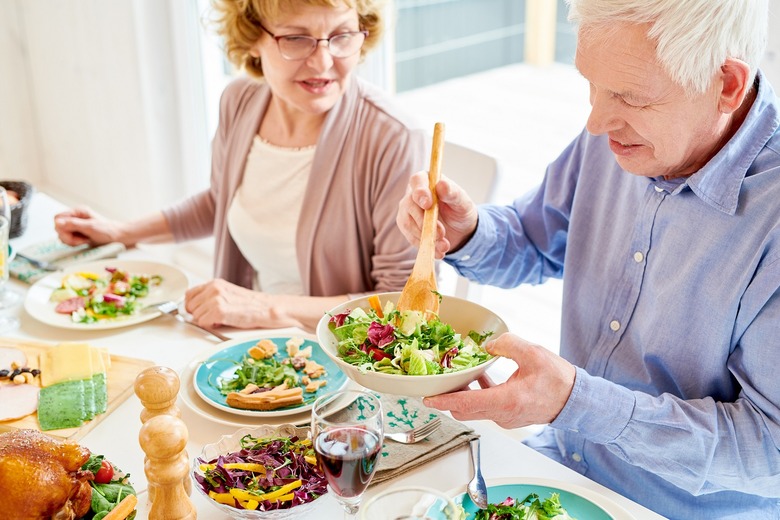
left=227, top=136, right=315, bottom=294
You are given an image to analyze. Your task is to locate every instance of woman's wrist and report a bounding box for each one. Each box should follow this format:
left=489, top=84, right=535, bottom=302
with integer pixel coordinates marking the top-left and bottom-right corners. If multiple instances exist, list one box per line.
left=266, top=294, right=349, bottom=333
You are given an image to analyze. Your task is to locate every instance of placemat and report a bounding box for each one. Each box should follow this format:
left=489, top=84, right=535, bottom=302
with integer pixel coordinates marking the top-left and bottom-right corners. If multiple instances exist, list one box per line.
left=11, top=238, right=126, bottom=283
left=372, top=395, right=478, bottom=486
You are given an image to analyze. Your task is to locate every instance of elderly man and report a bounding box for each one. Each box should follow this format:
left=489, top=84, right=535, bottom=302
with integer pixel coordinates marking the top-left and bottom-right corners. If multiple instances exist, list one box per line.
left=396, top=0, right=779, bottom=517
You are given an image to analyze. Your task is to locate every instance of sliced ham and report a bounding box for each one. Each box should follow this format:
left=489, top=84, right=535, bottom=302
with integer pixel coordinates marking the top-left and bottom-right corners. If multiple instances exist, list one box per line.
left=0, top=347, right=27, bottom=371
left=0, top=384, right=39, bottom=421
left=55, top=297, right=85, bottom=315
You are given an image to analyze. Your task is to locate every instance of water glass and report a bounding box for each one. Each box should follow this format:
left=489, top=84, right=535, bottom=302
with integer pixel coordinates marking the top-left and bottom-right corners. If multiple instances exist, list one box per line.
left=312, top=389, right=384, bottom=519
left=360, top=486, right=460, bottom=520
left=0, top=206, right=20, bottom=332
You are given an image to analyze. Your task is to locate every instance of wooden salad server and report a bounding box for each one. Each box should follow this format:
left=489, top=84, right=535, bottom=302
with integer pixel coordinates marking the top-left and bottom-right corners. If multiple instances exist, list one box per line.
left=396, top=122, right=445, bottom=316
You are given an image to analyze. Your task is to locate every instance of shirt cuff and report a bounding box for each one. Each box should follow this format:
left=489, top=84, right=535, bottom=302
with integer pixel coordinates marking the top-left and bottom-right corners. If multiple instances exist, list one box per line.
left=551, top=366, right=636, bottom=444
left=445, top=207, right=494, bottom=268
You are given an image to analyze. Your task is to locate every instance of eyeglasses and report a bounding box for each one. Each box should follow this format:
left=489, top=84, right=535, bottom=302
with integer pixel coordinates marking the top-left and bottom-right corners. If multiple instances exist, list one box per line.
left=258, top=22, right=368, bottom=61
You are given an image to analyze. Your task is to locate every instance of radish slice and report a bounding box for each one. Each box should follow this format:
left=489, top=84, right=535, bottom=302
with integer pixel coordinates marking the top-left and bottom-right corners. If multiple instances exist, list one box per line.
left=0, top=383, right=39, bottom=421
left=0, top=347, right=27, bottom=371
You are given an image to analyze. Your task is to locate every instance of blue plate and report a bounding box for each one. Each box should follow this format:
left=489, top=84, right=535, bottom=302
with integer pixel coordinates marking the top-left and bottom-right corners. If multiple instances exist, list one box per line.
left=193, top=337, right=347, bottom=418
left=453, top=478, right=630, bottom=519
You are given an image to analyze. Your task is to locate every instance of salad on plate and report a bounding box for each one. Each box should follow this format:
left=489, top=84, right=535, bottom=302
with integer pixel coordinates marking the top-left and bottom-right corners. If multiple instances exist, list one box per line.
left=49, top=266, right=163, bottom=324
left=460, top=492, right=576, bottom=520
left=327, top=294, right=493, bottom=376
left=81, top=453, right=138, bottom=520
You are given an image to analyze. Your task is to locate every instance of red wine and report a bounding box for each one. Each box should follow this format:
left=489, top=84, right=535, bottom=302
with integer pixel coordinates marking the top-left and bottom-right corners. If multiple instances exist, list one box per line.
left=315, top=426, right=381, bottom=498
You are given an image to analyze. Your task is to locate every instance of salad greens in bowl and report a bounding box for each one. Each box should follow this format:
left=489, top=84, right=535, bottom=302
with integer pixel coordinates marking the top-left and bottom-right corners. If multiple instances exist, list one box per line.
left=316, top=292, right=508, bottom=397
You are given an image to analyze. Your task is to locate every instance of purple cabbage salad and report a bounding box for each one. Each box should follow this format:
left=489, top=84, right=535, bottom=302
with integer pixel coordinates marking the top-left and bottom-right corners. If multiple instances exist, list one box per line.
left=194, top=433, right=327, bottom=511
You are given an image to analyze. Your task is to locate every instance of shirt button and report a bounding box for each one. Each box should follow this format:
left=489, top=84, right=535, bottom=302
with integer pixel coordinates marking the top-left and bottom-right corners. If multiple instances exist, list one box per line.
left=610, top=320, right=621, bottom=331
left=654, top=186, right=664, bottom=193
left=572, top=453, right=582, bottom=462
left=633, top=251, right=644, bottom=263
left=461, top=255, right=471, bottom=261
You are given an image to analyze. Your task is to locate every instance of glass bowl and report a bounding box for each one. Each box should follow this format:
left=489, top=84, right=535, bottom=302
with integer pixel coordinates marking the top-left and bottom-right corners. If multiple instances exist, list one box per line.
left=192, top=424, right=327, bottom=520
left=316, top=292, right=507, bottom=397
left=361, top=486, right=460, bottom=519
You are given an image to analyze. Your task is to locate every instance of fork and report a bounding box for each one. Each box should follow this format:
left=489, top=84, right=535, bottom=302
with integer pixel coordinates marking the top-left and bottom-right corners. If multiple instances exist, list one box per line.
left=467, top=437, right=488, bottom=509
left=151, top=300, right=231, bottom=342
left=385, top=417, right=442, bottom=444
left=15, top=252, right=61, bottom=271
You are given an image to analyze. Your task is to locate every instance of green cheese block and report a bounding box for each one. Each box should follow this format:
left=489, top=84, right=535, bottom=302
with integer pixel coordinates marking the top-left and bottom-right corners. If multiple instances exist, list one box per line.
left=93, top=372, right=107, bottom=414
left=38, top=379, right=87, bottom=430
left=83, top=377, right=96, bottom=420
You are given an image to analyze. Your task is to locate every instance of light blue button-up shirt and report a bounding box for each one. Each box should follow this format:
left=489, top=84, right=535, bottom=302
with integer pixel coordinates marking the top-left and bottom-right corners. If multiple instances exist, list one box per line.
left=447, top=71, right=780, bottom=518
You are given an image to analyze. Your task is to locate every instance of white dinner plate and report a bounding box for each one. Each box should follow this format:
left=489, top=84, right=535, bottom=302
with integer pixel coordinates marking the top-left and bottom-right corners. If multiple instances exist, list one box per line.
left=191, top=336, right=348, bottom=418
left=24, top=259, right=189, bottom=330
left=448, top=477, right=634, bottom=520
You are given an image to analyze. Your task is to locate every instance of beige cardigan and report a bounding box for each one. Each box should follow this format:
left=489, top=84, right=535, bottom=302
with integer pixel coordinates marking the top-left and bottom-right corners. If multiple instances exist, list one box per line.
left=162, top=76, right=427, bottom=297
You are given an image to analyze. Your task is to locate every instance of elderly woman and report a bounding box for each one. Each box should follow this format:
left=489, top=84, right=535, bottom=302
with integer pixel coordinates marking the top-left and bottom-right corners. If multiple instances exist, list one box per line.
left=397, top=0, right=778, bottom=518
left=55, top=0, right=425, bottom=332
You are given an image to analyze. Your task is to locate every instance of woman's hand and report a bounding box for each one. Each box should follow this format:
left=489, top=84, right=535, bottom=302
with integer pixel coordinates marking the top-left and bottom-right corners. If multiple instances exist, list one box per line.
left=396, top=171, right=480, bottom=258
left=54, top=207, right=125, bottom=247
left=184, top=279, right=287, bottom=329
left=185, top=280, right=352, bottom=331
left=422, top=333, right=576, bottom=429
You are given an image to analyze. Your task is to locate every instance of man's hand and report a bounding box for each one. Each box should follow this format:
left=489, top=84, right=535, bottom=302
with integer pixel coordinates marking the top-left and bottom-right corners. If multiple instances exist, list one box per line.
left=396, top=171, right=480, bottom=258
left=423, top=333, right=576, bottom=429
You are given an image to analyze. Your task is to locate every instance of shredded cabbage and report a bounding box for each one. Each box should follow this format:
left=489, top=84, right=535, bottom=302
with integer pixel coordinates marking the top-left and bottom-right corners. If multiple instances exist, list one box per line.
left=194, top=434, right=327, bottom=512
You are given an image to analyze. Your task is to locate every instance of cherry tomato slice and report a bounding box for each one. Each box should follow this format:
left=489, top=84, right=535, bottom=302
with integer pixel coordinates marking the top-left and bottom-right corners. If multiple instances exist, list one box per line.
left=94, top=459, right=114, bottom=484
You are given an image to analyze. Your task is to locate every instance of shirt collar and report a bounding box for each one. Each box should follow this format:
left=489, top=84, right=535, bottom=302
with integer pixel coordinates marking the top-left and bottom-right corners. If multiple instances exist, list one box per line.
left=653, top=70, right=780, bottom=215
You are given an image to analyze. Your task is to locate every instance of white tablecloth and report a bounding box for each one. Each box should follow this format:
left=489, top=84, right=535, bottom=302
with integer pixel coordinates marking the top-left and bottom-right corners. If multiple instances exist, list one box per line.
left=5, top=193, right=665, bottom=519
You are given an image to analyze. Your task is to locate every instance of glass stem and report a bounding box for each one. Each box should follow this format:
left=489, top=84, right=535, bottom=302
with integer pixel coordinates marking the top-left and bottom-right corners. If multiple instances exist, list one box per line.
left=340, top=498, right=361, bottom=519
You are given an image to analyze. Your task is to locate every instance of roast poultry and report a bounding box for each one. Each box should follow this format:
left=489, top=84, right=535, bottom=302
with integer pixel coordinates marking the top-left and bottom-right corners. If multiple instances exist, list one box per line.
left=0, top=429, right=94, bottom=520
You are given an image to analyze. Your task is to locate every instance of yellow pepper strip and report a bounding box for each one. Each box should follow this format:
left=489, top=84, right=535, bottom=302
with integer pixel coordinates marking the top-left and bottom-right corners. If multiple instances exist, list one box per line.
left=208, top=490, right=236, bottom=506
left=239, top=499, right=259, bottom=510
left=229, top=480, right=302, bottom=502
left=304, top=455, right=317, bottom=466
left=76, top=272, right=101, bottom=280
left=199, top=462, right=267, bottom=473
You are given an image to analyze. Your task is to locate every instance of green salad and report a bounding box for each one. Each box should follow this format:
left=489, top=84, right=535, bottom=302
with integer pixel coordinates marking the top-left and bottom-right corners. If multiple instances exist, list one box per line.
left=458, top=493, right=575, bottom=520
left=327, top=297, right=493, bottom=376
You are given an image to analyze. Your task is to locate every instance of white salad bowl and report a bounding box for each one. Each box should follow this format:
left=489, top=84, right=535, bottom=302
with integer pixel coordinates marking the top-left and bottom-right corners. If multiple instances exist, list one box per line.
left=315, top=292, right=508, bottom=397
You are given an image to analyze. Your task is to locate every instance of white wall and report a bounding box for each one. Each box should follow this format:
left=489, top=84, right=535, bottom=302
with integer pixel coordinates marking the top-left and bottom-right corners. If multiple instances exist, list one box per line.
left=762, top=5, right=780, bottom=87
left=0, top=0, right=209, bottom=219
left=0, top=1, right=41, bottom=191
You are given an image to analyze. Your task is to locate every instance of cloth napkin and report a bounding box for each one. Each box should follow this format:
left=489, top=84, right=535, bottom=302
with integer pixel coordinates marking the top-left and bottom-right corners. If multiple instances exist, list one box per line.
left=372, top=394, right=479, bottom=486
left=10, top=238, right=126, bottom=283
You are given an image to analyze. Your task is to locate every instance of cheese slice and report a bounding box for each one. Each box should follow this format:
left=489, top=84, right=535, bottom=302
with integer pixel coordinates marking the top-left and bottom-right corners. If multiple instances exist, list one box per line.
left=39, top=342, right=95, bottom=387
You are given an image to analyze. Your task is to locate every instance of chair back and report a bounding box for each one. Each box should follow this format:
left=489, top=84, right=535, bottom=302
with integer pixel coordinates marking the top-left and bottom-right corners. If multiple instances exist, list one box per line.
left=439, top=141, right=500, bottom=300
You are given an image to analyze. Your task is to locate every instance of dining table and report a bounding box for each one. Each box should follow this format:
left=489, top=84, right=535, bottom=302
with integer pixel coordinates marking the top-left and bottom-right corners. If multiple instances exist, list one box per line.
left=4, top=191, right=666, bottom=519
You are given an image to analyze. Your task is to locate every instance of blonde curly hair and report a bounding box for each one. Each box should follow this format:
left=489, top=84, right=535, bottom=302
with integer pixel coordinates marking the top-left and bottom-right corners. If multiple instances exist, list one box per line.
left=209, top=0, right=385, bottom=78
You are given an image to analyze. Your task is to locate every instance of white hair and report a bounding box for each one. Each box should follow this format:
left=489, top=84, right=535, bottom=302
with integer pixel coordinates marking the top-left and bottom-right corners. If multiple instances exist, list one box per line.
left=566, top=0, right=768, bottom=94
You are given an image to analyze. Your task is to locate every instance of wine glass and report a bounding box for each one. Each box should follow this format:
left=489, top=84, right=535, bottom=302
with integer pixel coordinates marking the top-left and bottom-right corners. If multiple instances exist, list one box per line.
left=360, top=486, right=460, bottom=520
left=311, top=389, right=384, bottom=519
left=0, top=187, right=20, bottom=332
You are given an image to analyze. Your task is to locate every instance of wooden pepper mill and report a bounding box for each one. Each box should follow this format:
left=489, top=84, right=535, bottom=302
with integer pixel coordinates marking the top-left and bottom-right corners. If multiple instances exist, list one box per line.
left=139, top=414, right=197, bottom=520
left=134, top=366, right=192, bottom=498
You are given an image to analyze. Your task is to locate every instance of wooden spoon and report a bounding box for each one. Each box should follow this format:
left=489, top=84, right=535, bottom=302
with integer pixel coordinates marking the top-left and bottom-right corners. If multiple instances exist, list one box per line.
left=397, top=122, right=445, bottom=316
